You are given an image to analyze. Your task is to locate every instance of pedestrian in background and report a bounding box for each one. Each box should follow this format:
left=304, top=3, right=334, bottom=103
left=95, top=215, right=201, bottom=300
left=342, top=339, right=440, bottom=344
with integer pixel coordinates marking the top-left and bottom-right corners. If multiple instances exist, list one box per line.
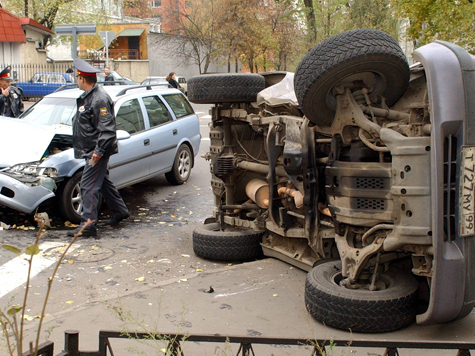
left=166, top=72, right=181, bottom=90
left=67, top=58, right=129, bottom=238
left=0, top=66, right=24, bottom=118
left=103, top=66, right=114, bottom=85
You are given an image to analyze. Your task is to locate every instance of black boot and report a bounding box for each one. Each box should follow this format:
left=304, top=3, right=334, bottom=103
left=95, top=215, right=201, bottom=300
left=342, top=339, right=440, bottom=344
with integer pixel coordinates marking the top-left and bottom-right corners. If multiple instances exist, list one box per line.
left=105, top=212, right=130, bottom=226
left=67, top=224, right=97, bottom=237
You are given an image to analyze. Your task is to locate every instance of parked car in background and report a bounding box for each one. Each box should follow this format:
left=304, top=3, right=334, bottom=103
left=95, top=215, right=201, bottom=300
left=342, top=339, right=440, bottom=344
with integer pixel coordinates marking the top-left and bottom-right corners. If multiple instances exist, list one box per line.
left=0, top=85, right=201, bottom=223
left=97, top=70, right=136, bottom=85
left=141, top=77, right=171, bottom=88
left=141, top=76, right=186, bottom=94
left=176, top=76, right=187, bottom=95
left=16, top=72, right=73, bottom=98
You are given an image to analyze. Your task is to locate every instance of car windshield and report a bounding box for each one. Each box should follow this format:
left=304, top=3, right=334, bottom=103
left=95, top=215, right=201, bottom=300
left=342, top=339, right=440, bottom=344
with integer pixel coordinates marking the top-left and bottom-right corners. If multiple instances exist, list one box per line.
left=21, top=97, right=77, bottom=126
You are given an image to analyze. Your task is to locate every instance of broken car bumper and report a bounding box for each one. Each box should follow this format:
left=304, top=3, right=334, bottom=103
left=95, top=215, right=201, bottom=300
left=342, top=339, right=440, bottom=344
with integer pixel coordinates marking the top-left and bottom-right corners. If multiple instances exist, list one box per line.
left=0, top=173, right=55, bottom=213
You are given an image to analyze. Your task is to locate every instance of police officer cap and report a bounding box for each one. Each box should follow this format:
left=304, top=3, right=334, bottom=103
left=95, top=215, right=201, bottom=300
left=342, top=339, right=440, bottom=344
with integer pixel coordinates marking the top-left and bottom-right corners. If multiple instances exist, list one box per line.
left=74, top=58, right=101, bottom=77
left=0, top=66, right=12, bottom=81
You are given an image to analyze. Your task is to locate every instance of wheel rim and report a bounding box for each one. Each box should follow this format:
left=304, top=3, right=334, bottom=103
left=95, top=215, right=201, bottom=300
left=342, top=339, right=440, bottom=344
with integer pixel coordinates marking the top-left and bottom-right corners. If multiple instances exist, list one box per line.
left=331, top=270, right=388, bottom=291
left=326, top=71, right=386, bottom=110
left=178, top=149, right=191, bottom=180
left=71, top=181, right=83, bottom=216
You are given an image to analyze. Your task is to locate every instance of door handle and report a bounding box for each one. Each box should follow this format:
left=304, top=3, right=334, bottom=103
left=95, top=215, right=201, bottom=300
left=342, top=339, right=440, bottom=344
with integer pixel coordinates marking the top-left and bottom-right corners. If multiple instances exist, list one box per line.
left=144, top=139, right=150, bottom=146
left=173, top=129, right=178, bottom=136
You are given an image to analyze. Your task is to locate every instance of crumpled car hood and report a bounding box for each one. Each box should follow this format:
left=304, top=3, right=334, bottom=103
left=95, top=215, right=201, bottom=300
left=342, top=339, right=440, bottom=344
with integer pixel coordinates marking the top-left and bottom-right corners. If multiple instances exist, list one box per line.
left=0, top=118, right=72, bottom=169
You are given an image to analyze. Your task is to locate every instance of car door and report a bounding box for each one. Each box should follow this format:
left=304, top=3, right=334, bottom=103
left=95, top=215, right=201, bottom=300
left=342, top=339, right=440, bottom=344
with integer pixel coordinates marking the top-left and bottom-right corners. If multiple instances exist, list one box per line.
left=109, top=97, right=152, bottom=187
left=142, top=95, right=179, bottom=175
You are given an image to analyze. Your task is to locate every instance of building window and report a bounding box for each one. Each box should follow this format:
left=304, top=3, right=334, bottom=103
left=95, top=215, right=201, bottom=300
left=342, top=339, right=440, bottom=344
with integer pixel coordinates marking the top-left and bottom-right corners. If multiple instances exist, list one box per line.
left=152, top=0, right=161, bottom=7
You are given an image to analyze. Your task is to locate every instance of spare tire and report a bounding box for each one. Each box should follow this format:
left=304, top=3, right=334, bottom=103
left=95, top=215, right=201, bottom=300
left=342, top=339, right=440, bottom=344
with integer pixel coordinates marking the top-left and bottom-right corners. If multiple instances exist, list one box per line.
left=294, top=29, right=410, bottom=126
left=187, top=73, right=265, bottom=104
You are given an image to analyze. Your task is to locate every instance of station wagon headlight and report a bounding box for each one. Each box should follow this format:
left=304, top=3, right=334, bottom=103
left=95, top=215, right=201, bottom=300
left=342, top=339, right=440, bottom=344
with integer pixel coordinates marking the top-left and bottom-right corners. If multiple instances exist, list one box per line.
left=7, top=163, right=58, bottom=178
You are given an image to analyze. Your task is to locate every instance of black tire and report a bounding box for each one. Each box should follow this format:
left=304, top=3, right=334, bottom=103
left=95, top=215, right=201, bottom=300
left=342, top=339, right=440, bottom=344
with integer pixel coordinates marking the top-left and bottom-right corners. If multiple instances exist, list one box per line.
left=193, top=223, right=264, bottom=261
left=294, top=29, right=410, bottom=126
left=305, top=261, right=418, bottom=333
left=165, top=144, right=192, bottom=185
left=58, top=172, right=83, bottom=223
left=187, top=74, right=265, bottom=104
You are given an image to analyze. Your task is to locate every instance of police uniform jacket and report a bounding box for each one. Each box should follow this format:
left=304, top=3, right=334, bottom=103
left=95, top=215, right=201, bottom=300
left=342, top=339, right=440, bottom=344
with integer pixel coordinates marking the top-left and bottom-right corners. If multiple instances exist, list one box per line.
left=0, top=86, right=24, bottom=118
left=72, top=84, right=118, bottom=159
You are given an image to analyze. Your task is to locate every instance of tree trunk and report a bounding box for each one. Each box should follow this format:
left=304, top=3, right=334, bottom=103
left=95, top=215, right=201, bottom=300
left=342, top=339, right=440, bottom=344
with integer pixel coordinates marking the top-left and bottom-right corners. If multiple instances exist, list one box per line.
left=303, top=0, right=317, bottom=42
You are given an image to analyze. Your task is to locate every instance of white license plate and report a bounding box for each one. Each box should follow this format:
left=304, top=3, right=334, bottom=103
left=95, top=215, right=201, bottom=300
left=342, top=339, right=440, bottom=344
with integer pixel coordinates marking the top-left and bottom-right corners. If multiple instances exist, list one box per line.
left=460, top=146, right=475, bottom=237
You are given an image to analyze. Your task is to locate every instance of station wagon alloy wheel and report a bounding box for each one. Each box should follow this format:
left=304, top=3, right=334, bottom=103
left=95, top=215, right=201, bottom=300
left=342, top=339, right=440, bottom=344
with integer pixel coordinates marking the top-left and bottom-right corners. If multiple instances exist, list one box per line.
left=166, top=144, right=193, bottom=185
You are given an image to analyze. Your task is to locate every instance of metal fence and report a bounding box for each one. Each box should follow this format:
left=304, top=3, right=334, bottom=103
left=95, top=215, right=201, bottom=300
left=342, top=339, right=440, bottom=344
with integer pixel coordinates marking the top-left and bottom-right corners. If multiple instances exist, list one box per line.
left=21, top=330, right=475, bottom=356
left=0, top=63, right=75, bottom=99
left=1, top=63, right=73, bottom=83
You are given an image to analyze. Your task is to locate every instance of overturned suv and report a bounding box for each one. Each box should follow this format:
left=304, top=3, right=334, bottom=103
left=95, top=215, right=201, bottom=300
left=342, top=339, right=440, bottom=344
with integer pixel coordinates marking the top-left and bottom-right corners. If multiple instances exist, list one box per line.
left=188, top=29, right=475, bottom=333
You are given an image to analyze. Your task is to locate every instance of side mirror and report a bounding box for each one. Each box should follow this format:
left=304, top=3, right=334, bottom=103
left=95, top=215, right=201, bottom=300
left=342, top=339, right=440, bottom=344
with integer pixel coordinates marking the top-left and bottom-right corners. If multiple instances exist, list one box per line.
left=117, top=130, right=131, bottom=140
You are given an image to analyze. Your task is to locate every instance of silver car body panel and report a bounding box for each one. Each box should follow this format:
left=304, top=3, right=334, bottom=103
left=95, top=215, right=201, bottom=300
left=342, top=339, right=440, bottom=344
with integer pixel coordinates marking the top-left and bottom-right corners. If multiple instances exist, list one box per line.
left=414, top=41, right=475, bottom=324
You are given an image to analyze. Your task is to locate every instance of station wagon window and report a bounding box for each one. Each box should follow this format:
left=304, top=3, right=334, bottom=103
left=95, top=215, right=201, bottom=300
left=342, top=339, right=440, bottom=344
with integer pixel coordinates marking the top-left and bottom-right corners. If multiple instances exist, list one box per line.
left=143, top=95, right=170, bottom=127
left=115, top=99, right=145, bottom=134
left=162, top=94, right=193, bottom=119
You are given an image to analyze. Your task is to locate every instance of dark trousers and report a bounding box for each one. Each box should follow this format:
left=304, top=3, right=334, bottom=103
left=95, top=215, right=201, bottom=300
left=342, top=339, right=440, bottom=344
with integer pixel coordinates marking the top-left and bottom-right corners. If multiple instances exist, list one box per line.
left=80, top=155, right=128, bottom=225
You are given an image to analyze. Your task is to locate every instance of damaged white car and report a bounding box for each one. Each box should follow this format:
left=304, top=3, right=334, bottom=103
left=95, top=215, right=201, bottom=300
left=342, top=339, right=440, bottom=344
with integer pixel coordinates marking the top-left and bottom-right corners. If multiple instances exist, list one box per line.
left=0, top=85, right=201, bottom=223
left=188, top=29, right=475, bottom=333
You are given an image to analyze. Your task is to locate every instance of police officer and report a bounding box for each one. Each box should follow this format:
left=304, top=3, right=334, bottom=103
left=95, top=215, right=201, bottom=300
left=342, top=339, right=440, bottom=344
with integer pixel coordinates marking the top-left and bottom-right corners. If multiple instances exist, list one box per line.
left=67, top=58, right=129, bottom=237
left=0, top=66, right=24, bottom=118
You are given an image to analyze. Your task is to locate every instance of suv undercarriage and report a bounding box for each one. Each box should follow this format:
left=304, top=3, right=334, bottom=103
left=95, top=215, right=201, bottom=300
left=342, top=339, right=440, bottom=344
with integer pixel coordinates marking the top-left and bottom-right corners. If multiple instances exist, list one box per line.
left=188, top=29, right=475, bottom=333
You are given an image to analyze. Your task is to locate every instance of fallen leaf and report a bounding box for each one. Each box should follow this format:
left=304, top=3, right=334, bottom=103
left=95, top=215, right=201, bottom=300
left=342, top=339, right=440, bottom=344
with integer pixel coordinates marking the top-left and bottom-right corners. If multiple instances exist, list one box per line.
left=171, top=214, right=177, bottom=218
left=23, top=315, right=34, bottom=321
left=228, top=263, right=233, bottom=266
left=273, top=294, right=278, bottom=297
left=28, top=226, right=35, bottom=230
left=195, top=188, right=201, bottom=191
left=159, top=222, right=166, bottom=225
left=168, top=224, right=173, bottom=227
left=34, top=293, right=41, bottom=296
left=181, top=254, right=190, bottom=258
left=196, top=268, right=203, bottom=272
left=173, top=191, right=177, bottom=194
left=189, top=211, right=193, bottom=215
left=139, top=208, right=149, bottom=211
left=180, top=278, right=187, bottom=282
left=121, top=260, right=127, bottom=263
left=67, top=260, right=74, bottom=264
left=65, top=301, right=74, bottom=305
left=138, top=213, right=146, bottom=216
left=135, top=276, right=145, bottom=282
left=91, top=246, right=99, bottom=250
left=104, top=266, right=113, bottom=270
left=147, top=260, right=154, bottom=263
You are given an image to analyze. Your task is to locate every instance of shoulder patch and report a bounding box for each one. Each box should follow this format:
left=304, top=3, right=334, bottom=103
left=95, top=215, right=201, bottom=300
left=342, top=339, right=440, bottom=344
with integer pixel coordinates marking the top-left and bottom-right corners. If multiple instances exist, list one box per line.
left=100, top=107, right=108, bottom=116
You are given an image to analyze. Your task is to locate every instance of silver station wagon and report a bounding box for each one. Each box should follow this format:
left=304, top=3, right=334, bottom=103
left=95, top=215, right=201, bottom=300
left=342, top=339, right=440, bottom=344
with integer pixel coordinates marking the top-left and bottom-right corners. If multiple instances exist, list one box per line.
left=0, top=84, right=201, bottom=223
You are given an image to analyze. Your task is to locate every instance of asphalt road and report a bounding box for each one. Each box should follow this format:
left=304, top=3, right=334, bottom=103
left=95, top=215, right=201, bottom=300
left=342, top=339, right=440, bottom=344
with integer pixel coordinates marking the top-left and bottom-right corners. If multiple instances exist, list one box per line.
left=1, top=103, right=475, bottom=355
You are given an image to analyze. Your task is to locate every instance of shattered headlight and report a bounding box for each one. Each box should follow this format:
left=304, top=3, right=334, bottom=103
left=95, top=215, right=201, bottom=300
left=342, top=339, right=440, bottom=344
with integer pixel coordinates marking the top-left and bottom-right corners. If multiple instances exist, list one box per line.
left=6, top=163, right=58, bottom=178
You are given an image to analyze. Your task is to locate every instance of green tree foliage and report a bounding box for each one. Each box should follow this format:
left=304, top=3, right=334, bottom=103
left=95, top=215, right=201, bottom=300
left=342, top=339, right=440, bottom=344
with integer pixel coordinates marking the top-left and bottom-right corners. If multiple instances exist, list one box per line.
left=2, top=0, right=120, bottom=30
left=345, top=0, right=399, bottom=40
left=391, top=0, right=475, bottom=52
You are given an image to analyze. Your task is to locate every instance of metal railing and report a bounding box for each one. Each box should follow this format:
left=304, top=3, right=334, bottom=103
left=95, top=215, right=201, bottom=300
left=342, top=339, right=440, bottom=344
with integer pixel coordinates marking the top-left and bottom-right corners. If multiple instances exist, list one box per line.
left=17, top=330, right=475, bottom=356
left=1, top=63, right=73, bottom=83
